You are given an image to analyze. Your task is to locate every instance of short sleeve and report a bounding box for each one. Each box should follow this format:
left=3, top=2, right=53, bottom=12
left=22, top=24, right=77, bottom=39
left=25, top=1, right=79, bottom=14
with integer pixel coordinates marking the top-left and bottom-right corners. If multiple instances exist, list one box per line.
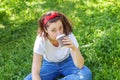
left=33, top=35, right=45, bottom=55
left=68, top=33, right=79, bottom=48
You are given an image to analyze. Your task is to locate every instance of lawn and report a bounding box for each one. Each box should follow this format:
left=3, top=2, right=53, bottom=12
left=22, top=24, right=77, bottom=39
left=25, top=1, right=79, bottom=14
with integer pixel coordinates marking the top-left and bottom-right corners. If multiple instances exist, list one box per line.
left=0, top=0, right=120, bottom=80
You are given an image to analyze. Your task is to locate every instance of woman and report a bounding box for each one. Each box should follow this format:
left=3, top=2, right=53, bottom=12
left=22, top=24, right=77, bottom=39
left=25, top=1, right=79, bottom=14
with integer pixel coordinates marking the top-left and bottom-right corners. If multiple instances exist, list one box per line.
left=24, top=11, right=92, bottom=80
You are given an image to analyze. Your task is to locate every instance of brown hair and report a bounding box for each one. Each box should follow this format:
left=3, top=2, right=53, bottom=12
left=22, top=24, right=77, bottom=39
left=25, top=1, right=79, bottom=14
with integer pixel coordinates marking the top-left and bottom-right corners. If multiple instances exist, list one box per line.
left=37, top=11, right=73, bottom=38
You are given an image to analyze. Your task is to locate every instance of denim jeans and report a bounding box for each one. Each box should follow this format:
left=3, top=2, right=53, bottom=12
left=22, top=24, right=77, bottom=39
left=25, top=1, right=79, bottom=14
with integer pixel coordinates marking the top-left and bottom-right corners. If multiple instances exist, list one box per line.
left=24, top=55, right=92, bottom=80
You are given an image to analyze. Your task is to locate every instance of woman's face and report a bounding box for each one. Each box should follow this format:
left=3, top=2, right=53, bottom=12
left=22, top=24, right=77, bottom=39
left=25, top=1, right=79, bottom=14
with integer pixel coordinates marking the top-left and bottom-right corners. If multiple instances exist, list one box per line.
left=46, top=20, right=64, bottom=40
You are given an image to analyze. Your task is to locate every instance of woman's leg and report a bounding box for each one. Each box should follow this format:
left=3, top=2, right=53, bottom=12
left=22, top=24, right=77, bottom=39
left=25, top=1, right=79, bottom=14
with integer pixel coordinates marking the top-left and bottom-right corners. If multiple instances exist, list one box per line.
left=61, top=66, right=92, bottom=80
left=59, top=56, right=92, bottom=80
left=40, top=60, right=59, bottom=80
left=24, top=59, right=59, bottom=80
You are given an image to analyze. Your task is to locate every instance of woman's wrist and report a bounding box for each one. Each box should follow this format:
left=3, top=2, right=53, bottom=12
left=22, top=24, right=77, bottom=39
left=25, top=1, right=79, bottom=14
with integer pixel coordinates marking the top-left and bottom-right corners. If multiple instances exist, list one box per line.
left=71, top=46, right=77, bottom=51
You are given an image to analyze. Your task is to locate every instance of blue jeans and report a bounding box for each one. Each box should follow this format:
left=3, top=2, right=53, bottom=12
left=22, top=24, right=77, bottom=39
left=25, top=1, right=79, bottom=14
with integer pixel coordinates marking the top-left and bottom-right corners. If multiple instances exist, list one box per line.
left=24, top=55, right=92, bottom=80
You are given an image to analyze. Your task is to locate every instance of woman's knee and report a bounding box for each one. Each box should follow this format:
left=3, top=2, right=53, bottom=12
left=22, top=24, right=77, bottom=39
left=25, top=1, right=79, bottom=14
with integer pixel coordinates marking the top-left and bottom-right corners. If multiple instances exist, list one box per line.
left=77, top=66, right=92, bottom=80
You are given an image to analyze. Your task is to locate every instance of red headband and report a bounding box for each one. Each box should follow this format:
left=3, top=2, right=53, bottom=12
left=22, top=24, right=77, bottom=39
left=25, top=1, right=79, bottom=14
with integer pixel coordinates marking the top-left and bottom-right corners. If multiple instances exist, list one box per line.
left=43, top=12, right=59, bottom=26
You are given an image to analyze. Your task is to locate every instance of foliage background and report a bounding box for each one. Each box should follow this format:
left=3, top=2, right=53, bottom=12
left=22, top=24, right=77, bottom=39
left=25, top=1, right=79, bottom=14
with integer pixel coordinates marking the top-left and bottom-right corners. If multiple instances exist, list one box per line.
left=0, top=0, right=120, bottom=80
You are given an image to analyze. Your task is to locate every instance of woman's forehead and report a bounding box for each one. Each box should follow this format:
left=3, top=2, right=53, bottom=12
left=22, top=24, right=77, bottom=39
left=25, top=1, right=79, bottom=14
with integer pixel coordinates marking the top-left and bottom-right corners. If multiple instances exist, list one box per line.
left=47, top=20, right=63, bottom=29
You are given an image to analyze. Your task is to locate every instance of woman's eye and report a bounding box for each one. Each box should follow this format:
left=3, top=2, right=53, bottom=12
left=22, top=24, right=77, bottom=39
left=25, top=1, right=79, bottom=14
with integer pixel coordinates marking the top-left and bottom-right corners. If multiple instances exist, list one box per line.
left=59, top=26, right=63, bottom=30
left=59, top=27, right=61, bottom=30
left=52, top=30, right=56, bottom=32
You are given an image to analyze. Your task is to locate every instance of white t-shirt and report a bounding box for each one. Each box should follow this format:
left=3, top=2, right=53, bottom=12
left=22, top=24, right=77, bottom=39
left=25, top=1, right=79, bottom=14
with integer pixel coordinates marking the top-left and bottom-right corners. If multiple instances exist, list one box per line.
left=33, top=33, right=79, bottom=62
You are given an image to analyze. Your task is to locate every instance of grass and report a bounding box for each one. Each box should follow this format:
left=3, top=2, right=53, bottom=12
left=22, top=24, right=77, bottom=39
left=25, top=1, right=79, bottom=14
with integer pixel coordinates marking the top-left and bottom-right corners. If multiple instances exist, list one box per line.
left=0, top=0, right=120, bottom=80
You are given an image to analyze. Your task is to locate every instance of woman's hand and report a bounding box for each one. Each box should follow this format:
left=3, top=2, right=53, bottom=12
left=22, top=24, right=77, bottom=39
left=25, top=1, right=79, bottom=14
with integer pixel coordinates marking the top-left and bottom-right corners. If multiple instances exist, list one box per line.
left=62, top=37, right=76, bottom=50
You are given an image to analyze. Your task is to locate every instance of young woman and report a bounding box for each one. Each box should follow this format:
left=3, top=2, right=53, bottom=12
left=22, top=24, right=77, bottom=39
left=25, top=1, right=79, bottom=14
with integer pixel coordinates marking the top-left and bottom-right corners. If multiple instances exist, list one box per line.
left=24, top=11, right=92, bottom=80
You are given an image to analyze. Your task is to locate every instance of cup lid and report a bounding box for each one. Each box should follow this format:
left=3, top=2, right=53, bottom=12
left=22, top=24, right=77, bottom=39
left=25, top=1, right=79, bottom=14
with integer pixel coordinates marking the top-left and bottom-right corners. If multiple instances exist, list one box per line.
left=56, top=34, right=65, bottom=40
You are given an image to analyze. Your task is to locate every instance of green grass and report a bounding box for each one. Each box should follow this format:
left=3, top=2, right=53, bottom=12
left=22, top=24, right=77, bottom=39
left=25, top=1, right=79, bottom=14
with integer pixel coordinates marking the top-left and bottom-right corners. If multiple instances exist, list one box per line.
left=0, top=0, right=120, bottom=80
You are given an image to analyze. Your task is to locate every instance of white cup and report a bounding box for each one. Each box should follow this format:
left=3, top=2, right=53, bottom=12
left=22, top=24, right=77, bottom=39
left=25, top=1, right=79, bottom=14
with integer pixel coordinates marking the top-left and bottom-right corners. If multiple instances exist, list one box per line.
left=56, top=34, right=66, bottom=47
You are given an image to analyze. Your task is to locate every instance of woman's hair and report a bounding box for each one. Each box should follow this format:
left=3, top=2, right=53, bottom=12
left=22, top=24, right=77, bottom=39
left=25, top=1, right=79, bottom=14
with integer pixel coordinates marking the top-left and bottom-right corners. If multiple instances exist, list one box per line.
left=38, top=11, right=73, bottom=38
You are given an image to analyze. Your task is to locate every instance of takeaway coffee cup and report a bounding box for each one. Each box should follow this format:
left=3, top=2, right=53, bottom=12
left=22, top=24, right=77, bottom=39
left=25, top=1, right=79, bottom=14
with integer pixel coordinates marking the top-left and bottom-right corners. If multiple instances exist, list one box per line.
left=56, top=34, right=66, bottom=47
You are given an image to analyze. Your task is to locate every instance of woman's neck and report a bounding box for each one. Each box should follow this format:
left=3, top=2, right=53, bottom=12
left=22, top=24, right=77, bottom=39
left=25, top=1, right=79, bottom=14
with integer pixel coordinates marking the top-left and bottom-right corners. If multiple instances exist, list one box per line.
left=47, top=36, right=59, bottom=47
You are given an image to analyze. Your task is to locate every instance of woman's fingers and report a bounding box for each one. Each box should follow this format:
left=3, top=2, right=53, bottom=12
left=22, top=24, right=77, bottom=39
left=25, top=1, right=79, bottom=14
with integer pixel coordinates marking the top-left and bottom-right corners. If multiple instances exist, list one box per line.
left=62, top=37, right=73, bottom=48
left=62, top=37, right=71, bottom=44
left=63, top=41, right=71, bottom=45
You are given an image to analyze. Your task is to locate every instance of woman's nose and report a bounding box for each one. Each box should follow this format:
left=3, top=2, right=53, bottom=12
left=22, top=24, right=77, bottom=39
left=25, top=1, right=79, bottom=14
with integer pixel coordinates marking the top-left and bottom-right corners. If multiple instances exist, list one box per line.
left=56, top=31, right=62, bottom=36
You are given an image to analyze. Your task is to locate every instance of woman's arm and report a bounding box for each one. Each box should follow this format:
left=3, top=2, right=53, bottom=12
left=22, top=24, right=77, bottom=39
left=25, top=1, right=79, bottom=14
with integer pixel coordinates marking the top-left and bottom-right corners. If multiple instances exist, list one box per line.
left=70, top=47, right=84, bottom=69
left=32, top=53, right=42, bottom=80
left=62, top=37, right=84, bottom=69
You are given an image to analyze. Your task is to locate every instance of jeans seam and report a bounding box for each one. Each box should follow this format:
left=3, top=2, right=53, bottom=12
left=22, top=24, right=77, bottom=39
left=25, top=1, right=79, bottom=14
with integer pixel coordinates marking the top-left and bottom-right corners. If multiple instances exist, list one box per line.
left=40, top=71, right=57, bottom=76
